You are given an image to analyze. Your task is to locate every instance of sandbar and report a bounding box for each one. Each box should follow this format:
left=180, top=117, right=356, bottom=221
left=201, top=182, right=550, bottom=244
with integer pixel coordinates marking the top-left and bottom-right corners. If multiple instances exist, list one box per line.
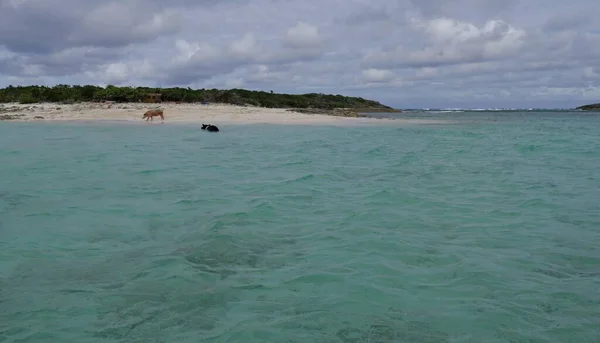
left=0, top=102, right=455, bottom=126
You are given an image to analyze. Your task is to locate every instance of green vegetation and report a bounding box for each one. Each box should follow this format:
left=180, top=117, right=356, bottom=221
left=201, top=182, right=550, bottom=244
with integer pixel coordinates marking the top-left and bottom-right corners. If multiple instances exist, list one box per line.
left=0, top=84, right=398, bottom=112
left=575, top=103, right=600, bottom=111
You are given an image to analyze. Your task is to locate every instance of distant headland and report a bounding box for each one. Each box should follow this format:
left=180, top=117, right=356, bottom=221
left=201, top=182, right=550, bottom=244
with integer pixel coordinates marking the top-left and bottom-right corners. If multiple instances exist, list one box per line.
left=0, top=84, right=400, bottom=118
left=575, top=103, right=600, bottom=111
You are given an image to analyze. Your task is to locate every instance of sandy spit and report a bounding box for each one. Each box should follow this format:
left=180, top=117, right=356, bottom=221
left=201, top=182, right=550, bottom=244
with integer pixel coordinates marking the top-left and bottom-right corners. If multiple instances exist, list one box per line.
left=0, top=102, right=454, bottom=126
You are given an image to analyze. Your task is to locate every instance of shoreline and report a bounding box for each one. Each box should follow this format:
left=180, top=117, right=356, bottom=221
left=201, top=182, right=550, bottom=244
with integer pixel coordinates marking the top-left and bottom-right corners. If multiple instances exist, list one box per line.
left=0, top=102, right=453, bottom=126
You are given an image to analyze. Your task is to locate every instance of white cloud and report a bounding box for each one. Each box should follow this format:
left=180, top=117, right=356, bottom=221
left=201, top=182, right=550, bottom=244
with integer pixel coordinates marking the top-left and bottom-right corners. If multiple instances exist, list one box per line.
left=284, top=22, right=323, bottom=49
left=0, top=0, right=599, bottom=108
left=229, top=33, right=260, bottom=57
left=365, top=17, right=527, bottom=69
left=362, top=68, right=394, bottom=83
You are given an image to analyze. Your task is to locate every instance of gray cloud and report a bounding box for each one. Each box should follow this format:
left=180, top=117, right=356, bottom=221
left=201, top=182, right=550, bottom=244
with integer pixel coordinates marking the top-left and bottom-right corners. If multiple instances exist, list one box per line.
left=1, top=0, right=599, bottom=108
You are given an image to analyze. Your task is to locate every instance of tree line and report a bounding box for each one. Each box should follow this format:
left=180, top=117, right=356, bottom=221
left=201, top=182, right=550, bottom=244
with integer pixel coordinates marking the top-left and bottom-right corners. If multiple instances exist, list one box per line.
left=0, top=84, right=394, bottom=110
left=575, top=103, right=600, bottom=111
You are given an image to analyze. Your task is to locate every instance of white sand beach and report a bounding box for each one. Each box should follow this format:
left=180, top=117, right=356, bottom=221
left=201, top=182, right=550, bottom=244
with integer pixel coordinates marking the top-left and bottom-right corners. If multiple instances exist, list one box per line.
left=0, top=102, right=453, bottom=126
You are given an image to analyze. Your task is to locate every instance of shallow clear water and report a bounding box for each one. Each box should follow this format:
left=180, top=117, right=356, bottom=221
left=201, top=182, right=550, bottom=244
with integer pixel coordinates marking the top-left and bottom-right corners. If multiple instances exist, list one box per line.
left=1, top=113, right=600, bottom=342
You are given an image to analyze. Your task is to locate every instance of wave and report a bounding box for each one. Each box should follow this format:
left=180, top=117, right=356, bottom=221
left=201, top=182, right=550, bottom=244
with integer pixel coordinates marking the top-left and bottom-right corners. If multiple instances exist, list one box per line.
left=402, top=108, right=582, bottom=113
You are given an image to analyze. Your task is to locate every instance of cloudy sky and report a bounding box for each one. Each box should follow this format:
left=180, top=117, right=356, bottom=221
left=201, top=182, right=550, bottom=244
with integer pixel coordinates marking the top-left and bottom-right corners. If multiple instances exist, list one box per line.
left=1, top=0, right=599, bottom=108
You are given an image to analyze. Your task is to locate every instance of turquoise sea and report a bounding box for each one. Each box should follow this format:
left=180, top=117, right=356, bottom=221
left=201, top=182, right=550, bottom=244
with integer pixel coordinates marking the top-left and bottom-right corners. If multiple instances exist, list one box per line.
left=1, top=111, right=599, bottom=342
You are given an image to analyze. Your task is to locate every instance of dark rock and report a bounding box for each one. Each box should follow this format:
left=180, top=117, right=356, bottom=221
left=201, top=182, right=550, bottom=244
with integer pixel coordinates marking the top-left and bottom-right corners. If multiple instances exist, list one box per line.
left=0, top=114, right=25, bottom=120
left=287, top=108, right=368, bottom=117
left=285, top=107, right=394, bottom=118
left=0, top=106, right=21, bottom=114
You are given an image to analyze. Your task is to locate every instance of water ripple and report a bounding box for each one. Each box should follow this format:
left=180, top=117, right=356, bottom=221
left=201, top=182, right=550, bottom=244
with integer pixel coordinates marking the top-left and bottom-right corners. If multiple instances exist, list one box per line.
left=1, top=114, right=600, bottom=341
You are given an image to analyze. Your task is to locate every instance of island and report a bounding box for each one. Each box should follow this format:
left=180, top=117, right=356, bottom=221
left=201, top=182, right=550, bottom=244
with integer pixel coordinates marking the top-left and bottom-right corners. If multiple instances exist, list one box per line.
left=575, top=103, right=600, bottom=111
left=0, top=85, right=400, bottom=119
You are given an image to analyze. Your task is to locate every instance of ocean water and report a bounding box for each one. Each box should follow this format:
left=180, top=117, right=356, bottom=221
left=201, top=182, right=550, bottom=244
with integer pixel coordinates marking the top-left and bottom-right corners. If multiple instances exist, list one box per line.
left=1, top=111, right=600, bottom=342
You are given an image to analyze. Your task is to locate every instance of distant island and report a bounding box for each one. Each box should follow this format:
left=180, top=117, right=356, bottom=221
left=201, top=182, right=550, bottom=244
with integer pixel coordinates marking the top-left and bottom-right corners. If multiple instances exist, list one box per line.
left=575, top=103, right=600, bottom=111
left=0, top=85, right=400, bottom=118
